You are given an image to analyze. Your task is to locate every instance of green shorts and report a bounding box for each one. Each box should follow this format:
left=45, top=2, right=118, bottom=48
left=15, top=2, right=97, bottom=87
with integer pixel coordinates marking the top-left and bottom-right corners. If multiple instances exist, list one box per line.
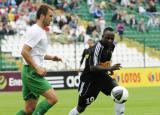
left=21, top=65, right=52, bottom=100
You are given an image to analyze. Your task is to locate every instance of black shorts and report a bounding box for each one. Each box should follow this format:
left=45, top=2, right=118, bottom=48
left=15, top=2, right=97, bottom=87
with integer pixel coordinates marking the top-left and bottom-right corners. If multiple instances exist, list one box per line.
left=78, top=73, right=118, bottom=108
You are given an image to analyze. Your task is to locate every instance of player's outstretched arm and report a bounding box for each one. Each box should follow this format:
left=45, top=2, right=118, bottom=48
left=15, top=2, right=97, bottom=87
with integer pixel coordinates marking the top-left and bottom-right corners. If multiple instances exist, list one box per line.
left=44, top=54, right=62, bottom=62
left=90, top=63, right=121, bottom=73
left=108, top=63, right=122, bottom=71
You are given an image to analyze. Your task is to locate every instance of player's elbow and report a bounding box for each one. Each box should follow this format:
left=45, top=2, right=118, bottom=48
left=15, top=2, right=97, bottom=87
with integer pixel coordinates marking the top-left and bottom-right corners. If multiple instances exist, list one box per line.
left=21, top=45, right=32, bottom=57
left=21, top=50, right=28, bottom=60
left=21, top=47, right=29, bottom=58
left=21, top=49, right=25, bottom=57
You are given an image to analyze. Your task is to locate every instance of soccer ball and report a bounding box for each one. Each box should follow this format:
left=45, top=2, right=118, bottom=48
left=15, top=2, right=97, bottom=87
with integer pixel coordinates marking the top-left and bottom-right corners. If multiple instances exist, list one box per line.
left=111, top=86, right=129, bottom=104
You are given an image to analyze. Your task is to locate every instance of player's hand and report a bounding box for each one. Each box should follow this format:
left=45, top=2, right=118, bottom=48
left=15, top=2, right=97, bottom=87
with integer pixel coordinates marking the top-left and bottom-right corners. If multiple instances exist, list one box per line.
left=108, top=63, right=122, bottom=72
left=35, top=66, right=47, bottom=76
left=52, top=56, right=62, bottom=62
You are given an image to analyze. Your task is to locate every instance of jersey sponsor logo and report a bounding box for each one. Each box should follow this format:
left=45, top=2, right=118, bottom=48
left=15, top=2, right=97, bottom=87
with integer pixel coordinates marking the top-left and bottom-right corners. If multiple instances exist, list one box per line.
left=99, top=61, right=111, bottom=68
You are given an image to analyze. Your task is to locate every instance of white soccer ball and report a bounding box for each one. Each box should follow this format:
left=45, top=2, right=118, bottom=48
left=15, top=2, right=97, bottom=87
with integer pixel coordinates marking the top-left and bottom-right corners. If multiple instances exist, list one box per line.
left=111, top=86, right=129, bottom=104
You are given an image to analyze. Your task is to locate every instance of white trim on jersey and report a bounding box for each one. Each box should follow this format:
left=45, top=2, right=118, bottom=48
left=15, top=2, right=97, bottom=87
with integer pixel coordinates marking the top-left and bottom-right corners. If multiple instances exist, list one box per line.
left=79, top=82, right=85, bottom=96
left=93, top=42, right=103, bottom=66
left=79, top=82, right=91, bottom=96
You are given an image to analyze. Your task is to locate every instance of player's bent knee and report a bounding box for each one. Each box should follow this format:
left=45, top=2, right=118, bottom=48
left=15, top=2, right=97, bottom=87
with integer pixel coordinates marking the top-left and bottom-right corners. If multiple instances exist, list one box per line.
left=48, top=96, right=58, bottom=105
left=44, top=89, right=58, bottom=105
left=78, top=108, right=85, bottom=113
left=24, top=106, right=35, bottom=114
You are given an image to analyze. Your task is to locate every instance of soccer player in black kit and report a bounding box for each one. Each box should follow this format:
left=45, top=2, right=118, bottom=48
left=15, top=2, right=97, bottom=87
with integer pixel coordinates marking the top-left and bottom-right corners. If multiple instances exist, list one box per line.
left=80, top=39, right=95, bottom=67
left=69, top=27, right=127, bottom=115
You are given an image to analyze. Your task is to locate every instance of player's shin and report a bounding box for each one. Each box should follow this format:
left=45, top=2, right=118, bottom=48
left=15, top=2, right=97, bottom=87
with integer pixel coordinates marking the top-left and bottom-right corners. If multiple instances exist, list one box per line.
left=114, top=103, right=125, bottom=115
left=32, top=99, right=53, bottom=115
left=16, top=109, right=26, bottom=115
left=69, top=107, right=80, bottom=115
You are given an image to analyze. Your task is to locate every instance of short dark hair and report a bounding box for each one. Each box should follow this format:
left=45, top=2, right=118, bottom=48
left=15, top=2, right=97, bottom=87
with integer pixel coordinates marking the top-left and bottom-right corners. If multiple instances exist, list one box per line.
left=102, top=27, right=114, bottom=38
left=36, top=4, right=54, bottom=19
left=88, top=39, right=94, bottom=42
left=103, top=27, right=114, bottom=32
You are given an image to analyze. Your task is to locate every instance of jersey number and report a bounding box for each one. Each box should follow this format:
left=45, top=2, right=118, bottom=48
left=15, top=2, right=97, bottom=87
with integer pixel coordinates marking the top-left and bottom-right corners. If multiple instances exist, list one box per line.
left=86, top=97, right=95, bottom=104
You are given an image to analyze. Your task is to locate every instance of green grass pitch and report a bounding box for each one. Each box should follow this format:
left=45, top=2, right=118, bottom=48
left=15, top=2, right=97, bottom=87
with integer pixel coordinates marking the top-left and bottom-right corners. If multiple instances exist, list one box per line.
left=0, top=87, right=160, bottom=115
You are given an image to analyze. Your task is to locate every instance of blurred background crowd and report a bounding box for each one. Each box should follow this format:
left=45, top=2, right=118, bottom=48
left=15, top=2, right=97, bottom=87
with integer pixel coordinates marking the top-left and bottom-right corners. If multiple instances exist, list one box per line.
left=0, top=0, right=160, bottom=71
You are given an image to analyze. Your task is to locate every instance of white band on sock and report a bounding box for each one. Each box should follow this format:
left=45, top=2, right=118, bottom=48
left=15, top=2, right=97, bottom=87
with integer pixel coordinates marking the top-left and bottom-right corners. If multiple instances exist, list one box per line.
left=69, top=107, right=80, bottom=115
left=115, top=103, right=125, bottom=115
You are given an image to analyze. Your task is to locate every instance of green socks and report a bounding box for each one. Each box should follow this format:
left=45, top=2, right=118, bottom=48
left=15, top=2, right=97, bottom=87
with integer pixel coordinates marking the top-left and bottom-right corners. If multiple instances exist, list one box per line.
left=32, top=100, right=53, bottom=115
left=16, top=109, right=26, bottom=115
left=16, top=100, right=53, bottom=115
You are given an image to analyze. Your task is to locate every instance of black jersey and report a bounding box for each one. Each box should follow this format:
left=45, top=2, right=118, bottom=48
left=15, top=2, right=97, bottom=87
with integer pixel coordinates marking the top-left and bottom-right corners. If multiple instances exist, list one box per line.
left=80, top=41, right=114, bottom=81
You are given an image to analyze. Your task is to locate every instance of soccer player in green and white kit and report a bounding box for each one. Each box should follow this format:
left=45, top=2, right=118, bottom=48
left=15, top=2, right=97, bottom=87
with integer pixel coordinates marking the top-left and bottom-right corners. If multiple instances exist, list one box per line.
left=16, top=4, right=62, bottom=115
